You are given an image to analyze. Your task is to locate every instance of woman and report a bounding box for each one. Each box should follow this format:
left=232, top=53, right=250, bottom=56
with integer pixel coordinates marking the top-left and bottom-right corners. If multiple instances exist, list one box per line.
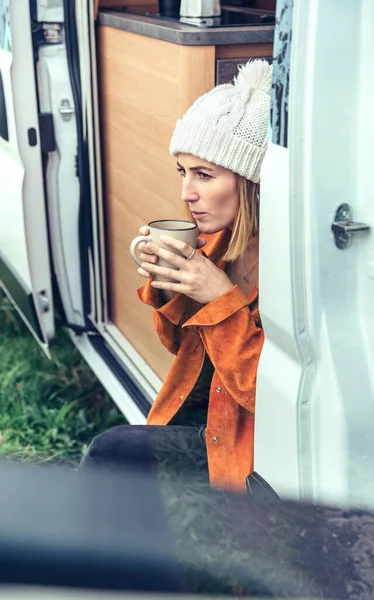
left=81, top=59, right=272, bottom=492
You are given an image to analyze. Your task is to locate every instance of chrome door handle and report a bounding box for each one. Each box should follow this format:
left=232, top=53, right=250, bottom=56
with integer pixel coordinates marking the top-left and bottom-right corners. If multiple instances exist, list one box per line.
left=332, top=204, right=370, bottom=249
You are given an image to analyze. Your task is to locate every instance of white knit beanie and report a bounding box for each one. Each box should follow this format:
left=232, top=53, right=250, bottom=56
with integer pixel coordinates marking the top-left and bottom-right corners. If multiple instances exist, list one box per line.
left=170, top=59, right=272, bottom=183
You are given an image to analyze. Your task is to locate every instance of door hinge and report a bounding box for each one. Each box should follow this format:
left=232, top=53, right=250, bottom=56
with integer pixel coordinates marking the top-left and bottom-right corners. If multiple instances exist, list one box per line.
left=32, top=22, right=63, bottom=49
left=331, top=204, right=370, bottom=249
left=56, top=318, right=98, bottom=337
left=37, top=290, right=50, bottom=314
left=42, top=23, right=63, bottom=44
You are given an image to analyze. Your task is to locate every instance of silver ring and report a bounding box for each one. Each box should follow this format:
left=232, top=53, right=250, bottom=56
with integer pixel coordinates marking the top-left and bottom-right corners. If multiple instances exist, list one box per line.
left=186, top=248, right=196, bottom=260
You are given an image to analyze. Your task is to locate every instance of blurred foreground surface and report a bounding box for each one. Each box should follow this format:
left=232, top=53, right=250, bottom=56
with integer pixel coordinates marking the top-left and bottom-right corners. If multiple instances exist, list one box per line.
left=0, top=459, right=374, bottom=599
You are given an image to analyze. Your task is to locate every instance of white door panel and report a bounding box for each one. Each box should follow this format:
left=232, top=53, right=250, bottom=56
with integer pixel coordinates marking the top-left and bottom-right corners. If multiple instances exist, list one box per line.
left=0, top=130, right=29, bottom=287
left=0, top=0, right=54, bottom=352
left=256, top=141, right=308, bottom=500
left=0, top=48, right=31, bottom=289
left=306, top=0, right=374, bottom=508
left=36, top=43, right=84, bottom=326
left=257, top=0, right=374, bottom=509
left=35, top=0, right=64, bottom=23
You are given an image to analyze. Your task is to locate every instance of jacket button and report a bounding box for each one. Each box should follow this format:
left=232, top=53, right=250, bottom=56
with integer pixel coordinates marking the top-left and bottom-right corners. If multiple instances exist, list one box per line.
left=212, top=436, right=219, bottom=443
left=215, top=387, right=221, bottom=393
left=180, top=394, right=183, bottom=400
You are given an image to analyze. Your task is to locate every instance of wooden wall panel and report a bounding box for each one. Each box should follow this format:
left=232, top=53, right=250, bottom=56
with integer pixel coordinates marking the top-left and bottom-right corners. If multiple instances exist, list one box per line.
left=179, top=45, right=215, bottom=112
left=98, top=27, right=214, bottom=380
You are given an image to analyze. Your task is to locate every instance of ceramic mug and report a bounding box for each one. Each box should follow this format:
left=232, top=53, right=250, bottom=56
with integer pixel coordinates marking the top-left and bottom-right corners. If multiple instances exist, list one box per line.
left=130, top=219, right=198, bottom=282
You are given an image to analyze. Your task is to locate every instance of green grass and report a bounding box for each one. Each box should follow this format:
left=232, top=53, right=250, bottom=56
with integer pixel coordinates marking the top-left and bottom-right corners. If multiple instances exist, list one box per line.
left=0, top=296, right=126, bottom=465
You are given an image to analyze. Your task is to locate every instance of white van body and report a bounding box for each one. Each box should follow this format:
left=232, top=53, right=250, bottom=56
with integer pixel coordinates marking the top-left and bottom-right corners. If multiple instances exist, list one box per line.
left=256, top=0, right=374, bottom=508
left=1, top=0, right=374, bottom=508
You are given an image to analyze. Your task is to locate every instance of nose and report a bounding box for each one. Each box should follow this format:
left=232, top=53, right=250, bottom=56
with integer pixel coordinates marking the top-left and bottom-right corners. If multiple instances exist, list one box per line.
left=181, top=176, right=199, bottom=204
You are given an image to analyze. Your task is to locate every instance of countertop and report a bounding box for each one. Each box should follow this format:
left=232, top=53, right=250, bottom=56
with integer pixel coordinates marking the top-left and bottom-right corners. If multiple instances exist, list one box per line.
left=98, top=9, right=274, bottom=46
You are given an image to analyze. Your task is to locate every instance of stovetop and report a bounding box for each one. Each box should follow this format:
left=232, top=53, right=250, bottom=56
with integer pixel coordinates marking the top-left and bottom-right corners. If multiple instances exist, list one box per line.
left=110, top=5, right=275, bottom=28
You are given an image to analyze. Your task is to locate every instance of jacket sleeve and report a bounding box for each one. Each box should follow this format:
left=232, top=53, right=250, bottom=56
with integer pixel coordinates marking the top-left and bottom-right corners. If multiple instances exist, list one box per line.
left=137, top=280, right=198, bottom=355
left=182, top=285, right=263, bottom=412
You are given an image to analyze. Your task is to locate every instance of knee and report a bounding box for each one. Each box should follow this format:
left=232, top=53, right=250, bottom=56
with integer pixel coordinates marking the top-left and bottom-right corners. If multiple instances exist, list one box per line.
left=84, top=425, right=129, bottom=462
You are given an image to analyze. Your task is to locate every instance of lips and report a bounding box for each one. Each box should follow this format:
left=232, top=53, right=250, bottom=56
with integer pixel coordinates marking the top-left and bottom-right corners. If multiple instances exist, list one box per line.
left=191, top=211, right=207, bottom=217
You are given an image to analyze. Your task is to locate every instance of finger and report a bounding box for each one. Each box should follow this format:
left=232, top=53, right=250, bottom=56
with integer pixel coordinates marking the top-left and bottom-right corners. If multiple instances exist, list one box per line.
left=138, top=240, right=157, bottom=259
left=159, top=235, right=194, bottom=259
left=196, top=237, right=206, bottom=249
left=139, top=252, right=158, bottom=263
left=145, top=241, right=192, bottom=268
left=137, top=267, right=152, bottom=278
left=141, top=261, right=184, bottom=282
left=138, top=241, right=154, bottom=253
left=139, top=226, right=150, bottom=236
left=151, top=279, right=184, bottom=292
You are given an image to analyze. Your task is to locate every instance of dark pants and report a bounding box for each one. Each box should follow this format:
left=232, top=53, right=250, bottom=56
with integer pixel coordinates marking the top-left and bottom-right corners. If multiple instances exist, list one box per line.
left=80, top=425, right=209, bottom=485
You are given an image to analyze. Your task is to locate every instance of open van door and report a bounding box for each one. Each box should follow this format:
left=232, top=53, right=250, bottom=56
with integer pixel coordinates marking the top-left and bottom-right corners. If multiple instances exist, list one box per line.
left=0, top=0, right=54, bottom=355
left=256, top=0, right=374, bottom=509
left=0, top=0, right=149, bottom=423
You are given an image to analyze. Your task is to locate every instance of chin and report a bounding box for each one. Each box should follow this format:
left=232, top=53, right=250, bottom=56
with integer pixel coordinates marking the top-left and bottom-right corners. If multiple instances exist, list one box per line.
left=198, top=223, right=228, bottom=235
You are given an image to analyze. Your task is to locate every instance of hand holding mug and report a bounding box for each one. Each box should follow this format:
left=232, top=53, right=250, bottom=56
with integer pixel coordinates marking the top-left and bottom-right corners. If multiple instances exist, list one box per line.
left=130, top=219, right=231, bottom=304
left=130, top=220, right=199, bottom=282
left=134, top=224, right=207, bottom=282
left=142, top=234, right=233, bottom=305
left=136, top=226, right=159, bottom=279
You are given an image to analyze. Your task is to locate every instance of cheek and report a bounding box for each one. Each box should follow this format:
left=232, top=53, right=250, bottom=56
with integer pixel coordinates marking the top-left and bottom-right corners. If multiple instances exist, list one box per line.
left=205, top=179, right=239, bottom=220
left=214, top=193, right=239, bottom=228
left=227, top=187, right=240, bottom=218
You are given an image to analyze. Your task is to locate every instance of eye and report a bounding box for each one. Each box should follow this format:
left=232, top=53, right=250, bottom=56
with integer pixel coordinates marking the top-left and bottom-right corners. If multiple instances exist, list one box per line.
left=198, top=171, right=212, bottom=181
left=177, top=167, right=186, bottom=177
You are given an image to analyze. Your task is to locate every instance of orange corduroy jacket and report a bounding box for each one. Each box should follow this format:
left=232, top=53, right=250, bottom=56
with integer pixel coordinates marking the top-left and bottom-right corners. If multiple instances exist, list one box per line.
left=137, top=229, right=264, bottom=492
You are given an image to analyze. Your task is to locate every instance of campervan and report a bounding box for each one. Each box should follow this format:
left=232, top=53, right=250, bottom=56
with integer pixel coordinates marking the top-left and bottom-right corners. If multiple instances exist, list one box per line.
left=1, top=0, right=373, bottom=508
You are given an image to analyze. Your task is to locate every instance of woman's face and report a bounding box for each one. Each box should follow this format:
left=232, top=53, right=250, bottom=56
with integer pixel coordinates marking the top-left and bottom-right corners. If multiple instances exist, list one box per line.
left=177, top=154, right=239, bottom=234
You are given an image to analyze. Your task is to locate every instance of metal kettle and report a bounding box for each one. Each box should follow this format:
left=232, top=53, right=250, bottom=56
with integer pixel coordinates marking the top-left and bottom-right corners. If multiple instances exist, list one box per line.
left=179, top=0, right=221, bottom=18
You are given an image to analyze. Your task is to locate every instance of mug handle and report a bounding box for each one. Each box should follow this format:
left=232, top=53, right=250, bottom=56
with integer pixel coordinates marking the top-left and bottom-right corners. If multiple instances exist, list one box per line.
left=129, top=235, right=153, bottom=267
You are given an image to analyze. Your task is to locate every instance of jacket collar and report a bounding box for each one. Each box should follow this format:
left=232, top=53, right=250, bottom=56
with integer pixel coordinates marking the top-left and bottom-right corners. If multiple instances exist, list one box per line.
left=199, top=228, right=231, bottom=271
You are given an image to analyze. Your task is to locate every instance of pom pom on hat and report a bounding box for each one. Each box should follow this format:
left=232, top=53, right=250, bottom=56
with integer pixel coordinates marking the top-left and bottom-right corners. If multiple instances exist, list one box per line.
left=234, top=59, right=273, bottom=94
left=169, top=59, right=273, bottom=183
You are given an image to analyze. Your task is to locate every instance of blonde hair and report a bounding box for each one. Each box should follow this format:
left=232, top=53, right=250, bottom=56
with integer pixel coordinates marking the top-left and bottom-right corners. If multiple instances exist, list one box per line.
left=184, top=175, right=259, bottom=262
left=224, top=175, right=259, bottom=262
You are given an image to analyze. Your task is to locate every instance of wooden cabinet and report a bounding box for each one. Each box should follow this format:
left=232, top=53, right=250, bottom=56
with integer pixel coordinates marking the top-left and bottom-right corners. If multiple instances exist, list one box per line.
left=98, top=25, right=272, bottom=379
